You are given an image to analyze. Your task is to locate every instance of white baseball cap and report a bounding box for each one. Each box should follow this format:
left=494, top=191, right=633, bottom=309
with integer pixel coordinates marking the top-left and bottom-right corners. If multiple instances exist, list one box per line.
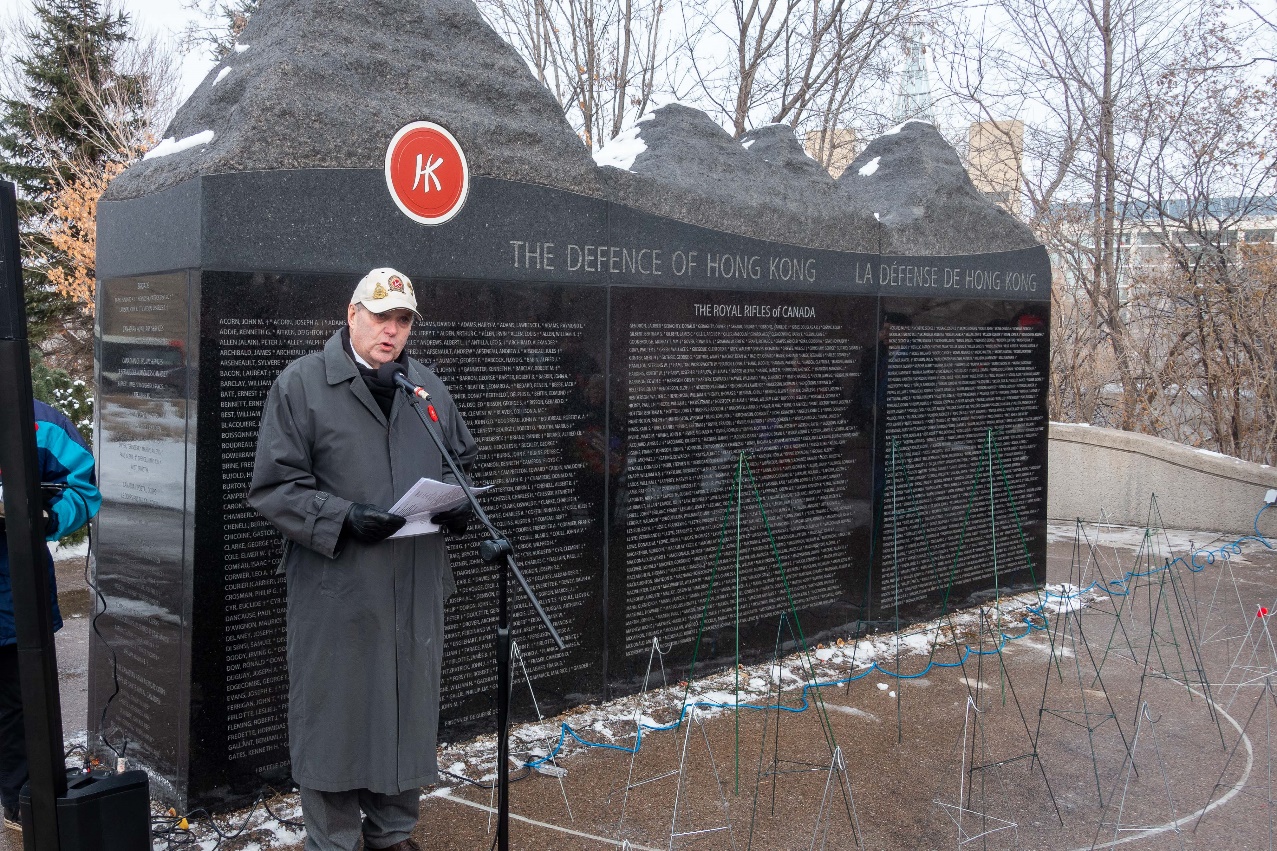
left=351, top=268, right=421, bottom=319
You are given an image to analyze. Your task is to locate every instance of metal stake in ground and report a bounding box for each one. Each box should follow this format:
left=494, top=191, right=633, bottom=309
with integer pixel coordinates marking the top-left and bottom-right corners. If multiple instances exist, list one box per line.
left=746, top=613, right=844, bottom=851
left=487, top=639, right=573, bottom=831
left=675, top=452, right=860, bottom=845
left=1194, top=671, right=1277, bottom=838
left=1092, top=701, right=1186, bottom=849
left=1033, top=518, right=1133, bottom=807
left=616, top=637, right=677, bottom=837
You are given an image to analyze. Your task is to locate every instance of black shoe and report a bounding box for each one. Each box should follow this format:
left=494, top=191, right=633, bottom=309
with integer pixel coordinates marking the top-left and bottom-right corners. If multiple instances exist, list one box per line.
left=2, top=806, right=19, bottom=831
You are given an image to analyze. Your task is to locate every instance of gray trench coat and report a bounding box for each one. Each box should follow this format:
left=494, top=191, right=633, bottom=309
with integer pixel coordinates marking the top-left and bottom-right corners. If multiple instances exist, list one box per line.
left=248, top=331, right=478, bottom=794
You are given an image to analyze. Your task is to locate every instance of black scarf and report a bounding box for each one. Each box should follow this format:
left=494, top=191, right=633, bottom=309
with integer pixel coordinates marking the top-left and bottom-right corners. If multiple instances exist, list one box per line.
left=342, top=327, right=405, bottom=418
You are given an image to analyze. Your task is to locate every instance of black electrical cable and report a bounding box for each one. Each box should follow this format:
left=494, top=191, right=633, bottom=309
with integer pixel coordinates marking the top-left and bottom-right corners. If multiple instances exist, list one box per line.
left=174, top=795, right=265, bottom=849
left=260, top=792, right=305, bottom=829
left=82, top=523, right=128, bottom=759
left=152, top=787, right=306, bottom=851
left=150, top=811, right=199, bottom=850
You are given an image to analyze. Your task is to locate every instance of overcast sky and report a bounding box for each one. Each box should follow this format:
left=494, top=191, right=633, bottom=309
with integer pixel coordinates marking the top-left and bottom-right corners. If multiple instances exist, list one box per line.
left=1, top=0, right=217, bottom=100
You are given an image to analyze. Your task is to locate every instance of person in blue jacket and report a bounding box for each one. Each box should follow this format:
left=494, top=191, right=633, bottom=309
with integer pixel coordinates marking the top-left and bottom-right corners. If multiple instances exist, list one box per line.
left=0, top=400, right=100, bottom=830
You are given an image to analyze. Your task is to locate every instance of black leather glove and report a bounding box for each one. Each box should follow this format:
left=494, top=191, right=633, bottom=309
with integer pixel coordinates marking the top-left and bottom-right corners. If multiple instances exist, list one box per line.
left=41, top=490, right=60, bottom=538
left=342, top=503, right=406, bottom=544
left=430, top=503, right=473, bottom=536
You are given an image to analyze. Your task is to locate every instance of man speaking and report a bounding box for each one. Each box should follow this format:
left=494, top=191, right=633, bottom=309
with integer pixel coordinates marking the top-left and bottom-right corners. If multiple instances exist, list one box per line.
left=249, top=268, right=478, bottom=851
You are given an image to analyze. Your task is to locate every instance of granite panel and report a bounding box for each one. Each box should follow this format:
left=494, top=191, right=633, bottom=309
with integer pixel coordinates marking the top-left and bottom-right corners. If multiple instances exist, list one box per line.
left=89, top=272, right=196, bottom=804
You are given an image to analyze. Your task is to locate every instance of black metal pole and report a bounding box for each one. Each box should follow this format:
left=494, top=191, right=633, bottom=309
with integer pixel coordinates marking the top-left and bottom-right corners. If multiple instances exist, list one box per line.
left=0, top=180, right=66, bottom=847
left=398, top=387, right=563, bottom=851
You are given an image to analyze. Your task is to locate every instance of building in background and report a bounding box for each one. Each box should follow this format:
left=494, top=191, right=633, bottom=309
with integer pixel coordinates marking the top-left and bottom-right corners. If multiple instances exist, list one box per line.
left=967, top=120, right=1024, bottom=215
left=803, top=128, right=858, bottom=178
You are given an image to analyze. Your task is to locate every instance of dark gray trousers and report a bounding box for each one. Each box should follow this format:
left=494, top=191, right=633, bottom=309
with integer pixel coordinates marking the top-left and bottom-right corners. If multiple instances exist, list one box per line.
left=300, top=785, right=420, bottom=851
left=0, top=645, right=26, bottom=813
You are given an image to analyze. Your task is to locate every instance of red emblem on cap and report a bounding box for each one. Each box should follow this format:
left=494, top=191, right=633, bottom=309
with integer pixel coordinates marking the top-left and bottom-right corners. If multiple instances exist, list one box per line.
left=389, top=276, right=405, bottom=292
left=385, top=122, right=469, bottom=225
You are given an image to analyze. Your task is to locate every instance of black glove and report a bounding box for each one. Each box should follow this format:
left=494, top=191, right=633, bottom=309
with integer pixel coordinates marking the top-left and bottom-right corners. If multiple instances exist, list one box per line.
left=342, top=503, right=406, bottom=544
left=41, top=491, right=60, bottom=538
left=430, top=503, right=473, bottom=536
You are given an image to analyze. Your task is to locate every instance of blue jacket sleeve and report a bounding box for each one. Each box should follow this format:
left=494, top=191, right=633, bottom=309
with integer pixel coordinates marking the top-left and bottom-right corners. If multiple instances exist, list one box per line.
left=36, top=416, right=101, bottom=541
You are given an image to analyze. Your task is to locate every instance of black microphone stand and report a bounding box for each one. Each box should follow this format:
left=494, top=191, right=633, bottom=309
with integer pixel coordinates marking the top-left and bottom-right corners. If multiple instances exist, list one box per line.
left=394, top=376, right=564, bottom=851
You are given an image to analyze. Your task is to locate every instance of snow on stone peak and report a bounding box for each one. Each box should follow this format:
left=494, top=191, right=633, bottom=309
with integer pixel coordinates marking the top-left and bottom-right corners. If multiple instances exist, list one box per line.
left=593, top=125, right=647, bottom=171
left=143, top=131, right=215, bottom=161
left=858, top=156, right=881, bottom=177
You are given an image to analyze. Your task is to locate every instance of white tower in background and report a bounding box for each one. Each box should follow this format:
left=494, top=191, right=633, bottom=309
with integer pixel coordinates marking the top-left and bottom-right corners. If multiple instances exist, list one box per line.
left=893, top=28, right=935, bottom=125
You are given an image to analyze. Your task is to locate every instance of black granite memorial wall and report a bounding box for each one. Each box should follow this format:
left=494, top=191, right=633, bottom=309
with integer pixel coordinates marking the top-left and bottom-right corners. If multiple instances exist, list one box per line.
left=88, top=0, right=1051, bottom=811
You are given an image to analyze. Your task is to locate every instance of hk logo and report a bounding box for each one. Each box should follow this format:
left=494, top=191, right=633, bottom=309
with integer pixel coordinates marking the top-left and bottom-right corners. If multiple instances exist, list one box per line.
left=414, top=154, right=444, bottom=193
left=386, top=122, right=469, bottom=225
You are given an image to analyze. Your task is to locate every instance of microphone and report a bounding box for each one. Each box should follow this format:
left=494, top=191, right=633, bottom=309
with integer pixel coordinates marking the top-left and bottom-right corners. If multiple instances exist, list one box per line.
left=378, top=362, right=432, bottom=403
left=379, top=362, right=440, bottom=422
left=480, top=538, right=514, bottom=563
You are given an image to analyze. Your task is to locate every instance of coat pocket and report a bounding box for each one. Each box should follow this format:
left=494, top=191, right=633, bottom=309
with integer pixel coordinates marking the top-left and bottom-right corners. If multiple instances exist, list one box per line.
left=319, top=560, right=350, bottom=599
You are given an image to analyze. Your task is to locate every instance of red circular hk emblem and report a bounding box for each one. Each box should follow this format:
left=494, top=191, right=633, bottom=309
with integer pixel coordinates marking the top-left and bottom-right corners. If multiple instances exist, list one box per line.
left=385, top=122, right=470, bottom=226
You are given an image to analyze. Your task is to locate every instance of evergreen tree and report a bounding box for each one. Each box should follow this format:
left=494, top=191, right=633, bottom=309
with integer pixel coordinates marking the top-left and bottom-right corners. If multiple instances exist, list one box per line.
left=0, top=0, right=140, bottom=347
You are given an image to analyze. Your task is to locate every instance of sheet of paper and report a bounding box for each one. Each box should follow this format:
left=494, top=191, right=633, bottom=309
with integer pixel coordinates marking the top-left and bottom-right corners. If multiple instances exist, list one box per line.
left=387, top=477, right=491, bottom=538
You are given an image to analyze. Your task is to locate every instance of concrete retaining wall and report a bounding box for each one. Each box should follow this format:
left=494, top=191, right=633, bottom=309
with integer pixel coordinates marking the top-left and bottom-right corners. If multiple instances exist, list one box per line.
left=1048, top=422, right=1277, bottom=535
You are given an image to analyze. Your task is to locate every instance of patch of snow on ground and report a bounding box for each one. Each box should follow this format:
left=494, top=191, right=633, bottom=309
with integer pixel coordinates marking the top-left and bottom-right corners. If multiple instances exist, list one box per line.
left=594, top=126, right=647, bottom=171
left=827, top=705, right=879, bottom=721
left=50, top=540, right=89, bottom=560
left=143, top=130, right=215, bottom=160
left=513, top=724, right=554, bottom=743
left=858, top=156, right=881, bottom=176
left=1043, top=591, right=1086, bottom=614
left=696, top=690, right=742, bottom=707
left=235, top=43, right=250, bottom=52
left=742, top=139, right=756, bottom=149
left=213, top=67, right=232, bottom=86
left=898, top=629, right=937, bottom=655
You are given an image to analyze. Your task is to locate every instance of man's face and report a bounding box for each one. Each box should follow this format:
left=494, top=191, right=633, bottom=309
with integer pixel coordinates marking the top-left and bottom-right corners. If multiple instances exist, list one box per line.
left=347, top=303, right=414, bottom=367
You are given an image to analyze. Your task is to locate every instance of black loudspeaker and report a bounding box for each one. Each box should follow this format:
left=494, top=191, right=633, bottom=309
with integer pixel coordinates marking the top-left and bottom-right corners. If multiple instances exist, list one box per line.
left=20, top=769, right=151, bottom=850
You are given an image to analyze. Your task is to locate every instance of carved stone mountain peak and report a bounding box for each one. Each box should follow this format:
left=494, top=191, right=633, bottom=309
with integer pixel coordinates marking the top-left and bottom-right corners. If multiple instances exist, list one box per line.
left=105, top=0, right=598, bottom=201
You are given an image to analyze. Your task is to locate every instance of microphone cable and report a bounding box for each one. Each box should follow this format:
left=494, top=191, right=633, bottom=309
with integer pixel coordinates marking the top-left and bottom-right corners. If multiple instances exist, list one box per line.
left=82, top=521, right=128, bottom=762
